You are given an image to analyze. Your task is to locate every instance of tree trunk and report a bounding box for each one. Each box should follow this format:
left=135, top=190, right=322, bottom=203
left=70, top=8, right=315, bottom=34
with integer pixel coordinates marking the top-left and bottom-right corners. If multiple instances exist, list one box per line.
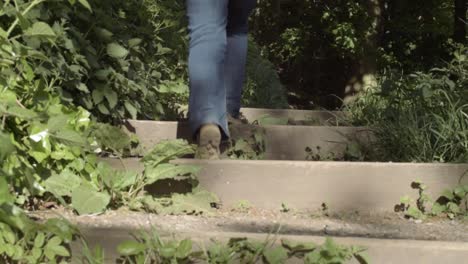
left=454, top=0, right=467, bottom=43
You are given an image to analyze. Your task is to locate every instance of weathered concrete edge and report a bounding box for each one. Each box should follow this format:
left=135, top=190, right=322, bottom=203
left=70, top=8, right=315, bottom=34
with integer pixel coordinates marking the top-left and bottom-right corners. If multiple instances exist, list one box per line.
left=32, top=210, right=467, bottom=242
left=103, top=158, right=468, bottom=213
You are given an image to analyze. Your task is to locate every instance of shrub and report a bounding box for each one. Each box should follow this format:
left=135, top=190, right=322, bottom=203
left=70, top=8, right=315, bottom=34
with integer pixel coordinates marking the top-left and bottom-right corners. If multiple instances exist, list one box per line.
left=347, top=45, right=468, bottom=163
left=243, top=38, right=289, bottom=109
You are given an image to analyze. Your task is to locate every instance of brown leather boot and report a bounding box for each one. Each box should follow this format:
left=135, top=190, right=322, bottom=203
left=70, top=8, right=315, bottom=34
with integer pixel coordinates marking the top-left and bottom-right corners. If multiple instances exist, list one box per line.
left=195, top=124, right=221, bottom=160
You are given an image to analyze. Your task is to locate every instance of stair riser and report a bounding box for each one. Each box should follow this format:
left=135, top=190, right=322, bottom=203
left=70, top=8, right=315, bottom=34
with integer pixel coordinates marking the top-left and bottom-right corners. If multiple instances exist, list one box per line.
left=71, top=227, right=468, bottom=264
left=104, top=158, right=468, bottom=213
left=240, top=108, right=345, bottom=125
left=124, top=120, right=371, bottom=160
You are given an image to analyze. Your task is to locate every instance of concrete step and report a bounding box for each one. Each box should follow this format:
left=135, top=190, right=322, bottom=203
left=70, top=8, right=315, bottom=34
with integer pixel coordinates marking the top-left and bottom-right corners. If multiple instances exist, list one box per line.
left=124, top=120, right=371, bottom=160
left=104, top=158, right=468, bottom=214
left=48, top=212, right=468, bottom=264
left=239, top=108, right=345, bottom=125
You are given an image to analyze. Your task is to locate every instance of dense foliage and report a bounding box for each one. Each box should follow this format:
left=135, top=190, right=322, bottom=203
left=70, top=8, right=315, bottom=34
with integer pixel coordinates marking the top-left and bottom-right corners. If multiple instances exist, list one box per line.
left=0, top=0, right=466, bottom=262
left=0, top=1, right=211, bottom=261
left=250, top=0, right=466, bottom=108
left=348, top=46, right=468, bottom=163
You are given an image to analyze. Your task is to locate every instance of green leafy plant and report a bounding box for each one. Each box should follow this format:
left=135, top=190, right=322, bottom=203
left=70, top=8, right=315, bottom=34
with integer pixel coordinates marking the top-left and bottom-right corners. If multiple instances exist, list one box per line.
left=243, top=38, right=289, bottom=109
left=1, top=167, right=77, bottom=263
left=233, top=200, right=253, bottom=213
left=302, top=238, right=368, bottom=264
left=347, top=46, right=468, bottom=163
left=125, top=139, right=220, bottom=215
left=226, top=127, right=266, bottom=160
left=116, top=229, right=369, bottom=264
left=396, top=176, right=468, bottom=220
left=117, top=228, right=202, bottom=264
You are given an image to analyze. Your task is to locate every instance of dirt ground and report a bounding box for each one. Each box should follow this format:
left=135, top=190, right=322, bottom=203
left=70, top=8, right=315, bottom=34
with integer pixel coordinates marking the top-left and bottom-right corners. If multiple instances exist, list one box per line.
left=30, top=207, right=468, bottom=242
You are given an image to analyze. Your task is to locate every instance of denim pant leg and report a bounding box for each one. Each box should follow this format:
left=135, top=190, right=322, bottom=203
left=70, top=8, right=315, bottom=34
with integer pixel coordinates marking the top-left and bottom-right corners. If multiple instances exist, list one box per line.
left=225, top=0, right=257, bottom=118
left=186, top=0, right=230, bottom=138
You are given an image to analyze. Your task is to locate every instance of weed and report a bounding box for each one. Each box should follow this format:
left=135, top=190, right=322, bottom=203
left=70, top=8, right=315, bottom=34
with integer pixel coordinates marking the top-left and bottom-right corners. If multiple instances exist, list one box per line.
left=234, top=200, right=253, bottom=213
left=396, top=176, right=468, bottom=220
left=226, top=127, right=266, bottom=160
left=280, top=203, right=291, bottom=213
left=347, top=46, right=468, bottom=163
left=116, top=228, right=369, bottom=264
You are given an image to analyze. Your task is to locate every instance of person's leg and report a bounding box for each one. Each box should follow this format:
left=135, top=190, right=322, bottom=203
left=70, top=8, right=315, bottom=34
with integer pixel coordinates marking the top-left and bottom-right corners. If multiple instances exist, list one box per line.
left=225, top=0, right=257, bottom=118
left=186, top=0, right=230, bottom=139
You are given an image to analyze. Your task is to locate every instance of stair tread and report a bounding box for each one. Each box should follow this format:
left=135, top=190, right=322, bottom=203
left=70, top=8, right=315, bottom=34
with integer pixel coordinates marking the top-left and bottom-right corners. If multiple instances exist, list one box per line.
left=103, top=158, right=468, bottom=213
left=33, top=210, right=468, bottom=263
left=32, top=210, right=468, bottom=242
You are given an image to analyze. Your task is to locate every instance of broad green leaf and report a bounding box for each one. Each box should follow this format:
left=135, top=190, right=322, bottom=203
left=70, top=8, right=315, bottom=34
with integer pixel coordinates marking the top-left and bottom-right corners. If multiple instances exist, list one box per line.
left=44, top=218, right=76, bottom=242
left=15, top=11, right=30, bottom=30
left=34, top=232, right=45, bottom=248
left=128, top=38, right=143, bottom=48
left=76, top=83, right=90, bottom=93
left=159, top=190, right=219, bottom=215
left=107, top=43, right=129, bottom=58
left=0, top=132, right=14, bottom=162
left=406, top=207, right=426, bottom=220
left=94, top=27, right=113, bottom=41
left=124, top=101, right=137, bottom=119
left=0, top=28, right=7, bottom=39
left=441, top=189, right=455, bottom=200
left=399, top=195, right=412, bottom=205
left=0, top=177, right=14, bottom=205
left=71, top=184, right=110, bottom=215
left=44, top=170, right=81, bottom=197
left=52, top=129, right=86, bottom=146
left=431, top=203, right=446, bottom=215
left=100, top=164, right=138, bottom=191
left=453, top=186, right=466, bottom=198
left=447, top=202, right=461, bottom=214
left=263, top=247, right=288, bottom=264
left=159, top=246, right=176, bottom=258
left=117, top=240, right=146, bottom=256
left=50, top=145, right=76, bottom=160
left=2, top=106, right=37, bottom=119
left=234, top=139, right=250, bottom=152
left=92, top=89, right=105, bottom=104
left=24, top=22, right=56, bottom=37
left=176, top=239, right=193, bottom=259
left=346, top=142, right=362, bottom=159
left=281, top=239, right=316, bottom=254
left=97, top=103, right=110, bottom=115
left=28, top=129, right=52, bottom=163
left=145, top=164, right=200, bottom=185
left=142, top=139, right=195, bottom=167
left=353, top=251, right=370, bottom=264
left=31, top=247, right=41, bottom=262
left=0, top=224, right=17, bottom=244
left=91, top=123, right=132, bottom=152
left=78, top=0, right=92, bottom=11
left=94, top=69, right=111, bottom=81
left=45, top=236, right=70, bottom=259
left=104, top=89, right=118, bottom=109
left=47, top=115, right=69, bottom=133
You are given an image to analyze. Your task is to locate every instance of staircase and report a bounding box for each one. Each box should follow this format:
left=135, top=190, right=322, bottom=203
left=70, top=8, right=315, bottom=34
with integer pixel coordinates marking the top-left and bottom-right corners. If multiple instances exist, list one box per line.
left=73, top=108, right=468, bottom=263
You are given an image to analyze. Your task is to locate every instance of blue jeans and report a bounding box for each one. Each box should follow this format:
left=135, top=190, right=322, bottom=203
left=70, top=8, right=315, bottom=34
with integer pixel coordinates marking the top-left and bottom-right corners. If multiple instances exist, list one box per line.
left=186, top=0, right=256, bottom=139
